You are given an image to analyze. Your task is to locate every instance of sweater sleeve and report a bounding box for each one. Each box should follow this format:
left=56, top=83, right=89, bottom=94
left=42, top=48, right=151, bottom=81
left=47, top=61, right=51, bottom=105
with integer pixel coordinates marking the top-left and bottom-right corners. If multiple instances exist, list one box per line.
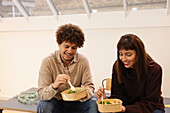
left=38, top=58, right=58, bottom=100
left=125, top=64, right=163, bottom=113
left=80, top=57, right=95, bottom=102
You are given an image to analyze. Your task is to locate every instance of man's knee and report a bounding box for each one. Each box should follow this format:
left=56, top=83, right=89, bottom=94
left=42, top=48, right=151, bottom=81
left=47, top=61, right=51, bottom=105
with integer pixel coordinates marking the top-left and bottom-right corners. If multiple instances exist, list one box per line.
left=37, top=100, right=55, bottom=113
left=82, top=96, right=98, bottom=113
left=37, top=100, right=48, bottom=113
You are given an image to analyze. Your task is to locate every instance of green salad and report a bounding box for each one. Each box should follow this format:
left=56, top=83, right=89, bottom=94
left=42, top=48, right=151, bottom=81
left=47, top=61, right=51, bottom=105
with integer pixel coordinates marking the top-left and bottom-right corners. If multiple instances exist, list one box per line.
left=99, top=101, right=112, bottom=104
left=68, top=89, right=84, bottom=94
left=68, top=90, right=76, bottom=94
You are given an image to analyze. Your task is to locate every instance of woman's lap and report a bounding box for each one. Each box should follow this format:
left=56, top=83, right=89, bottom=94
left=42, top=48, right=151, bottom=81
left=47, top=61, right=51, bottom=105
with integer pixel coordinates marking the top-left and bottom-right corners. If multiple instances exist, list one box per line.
left=153, top=109, right=165, bottom=113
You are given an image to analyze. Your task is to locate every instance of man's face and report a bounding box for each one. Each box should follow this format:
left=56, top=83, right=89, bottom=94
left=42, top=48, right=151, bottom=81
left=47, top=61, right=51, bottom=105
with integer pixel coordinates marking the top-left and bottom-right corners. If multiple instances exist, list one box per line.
left=58, top=41, right=78, bottom=64
left=119, top=49, right=136, bottom=68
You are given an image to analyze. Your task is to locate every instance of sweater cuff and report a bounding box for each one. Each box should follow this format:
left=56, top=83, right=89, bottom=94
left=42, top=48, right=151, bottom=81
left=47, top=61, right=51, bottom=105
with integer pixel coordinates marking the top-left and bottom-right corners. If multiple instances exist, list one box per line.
left=51, top=84, right=58, bottom=90
left=49, top=84, right=58, bottom=93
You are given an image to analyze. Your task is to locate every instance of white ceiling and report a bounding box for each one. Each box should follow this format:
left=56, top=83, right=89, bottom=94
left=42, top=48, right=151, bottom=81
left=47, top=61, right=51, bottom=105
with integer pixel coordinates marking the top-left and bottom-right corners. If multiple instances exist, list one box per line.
left=0, top=0, right=169, bottom=19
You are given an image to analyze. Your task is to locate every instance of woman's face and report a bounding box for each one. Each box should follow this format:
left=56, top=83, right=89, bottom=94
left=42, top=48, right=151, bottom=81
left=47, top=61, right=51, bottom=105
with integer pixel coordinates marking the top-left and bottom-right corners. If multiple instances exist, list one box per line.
left=119, top=49, right=136, bottom=68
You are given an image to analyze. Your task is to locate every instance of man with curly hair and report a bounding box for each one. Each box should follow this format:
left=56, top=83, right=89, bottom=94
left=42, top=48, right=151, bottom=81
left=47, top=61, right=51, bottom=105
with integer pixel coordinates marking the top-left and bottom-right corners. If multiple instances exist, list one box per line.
left=37, top=24, right=98, bottom=113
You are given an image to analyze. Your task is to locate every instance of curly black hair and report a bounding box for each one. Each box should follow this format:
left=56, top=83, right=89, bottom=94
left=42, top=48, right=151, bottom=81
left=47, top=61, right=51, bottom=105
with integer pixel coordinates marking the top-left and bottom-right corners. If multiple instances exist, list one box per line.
left=56, top=24, right=85, bottom=48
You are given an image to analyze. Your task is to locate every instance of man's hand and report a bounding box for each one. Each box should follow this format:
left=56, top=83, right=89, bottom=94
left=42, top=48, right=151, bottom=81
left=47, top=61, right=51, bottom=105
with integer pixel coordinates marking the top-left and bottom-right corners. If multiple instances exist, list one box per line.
left=52, top=74, right=70, bottom=89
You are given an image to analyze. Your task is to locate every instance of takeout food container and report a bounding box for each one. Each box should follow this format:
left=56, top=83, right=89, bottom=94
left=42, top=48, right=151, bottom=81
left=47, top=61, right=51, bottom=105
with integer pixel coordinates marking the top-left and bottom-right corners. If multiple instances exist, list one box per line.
left=61, top=87, right=87, bottom=101
left=96, top=99, right=122, bottom=112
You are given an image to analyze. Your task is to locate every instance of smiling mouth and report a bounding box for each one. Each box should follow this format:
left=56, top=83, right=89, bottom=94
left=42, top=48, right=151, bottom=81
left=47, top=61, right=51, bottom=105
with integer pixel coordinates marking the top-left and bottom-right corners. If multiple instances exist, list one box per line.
left=65, top=52, right=72, bottom=58
left=123, top=62, right=129, bottom=66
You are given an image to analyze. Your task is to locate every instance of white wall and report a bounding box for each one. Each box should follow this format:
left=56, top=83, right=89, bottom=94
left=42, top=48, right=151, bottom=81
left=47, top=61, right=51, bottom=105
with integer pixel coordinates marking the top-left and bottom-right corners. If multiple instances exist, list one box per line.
left=0, top=9, right=170, bottom=98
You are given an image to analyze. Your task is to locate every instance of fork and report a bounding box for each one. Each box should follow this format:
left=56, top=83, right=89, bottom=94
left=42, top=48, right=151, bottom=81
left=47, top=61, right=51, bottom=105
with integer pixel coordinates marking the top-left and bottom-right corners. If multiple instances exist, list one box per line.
left=68, top=81, right=76, bottom=91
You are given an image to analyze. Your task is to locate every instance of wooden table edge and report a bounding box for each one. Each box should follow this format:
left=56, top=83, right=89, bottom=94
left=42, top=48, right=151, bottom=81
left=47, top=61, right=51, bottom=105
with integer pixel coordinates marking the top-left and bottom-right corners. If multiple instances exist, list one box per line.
left=0, top=107, right=36, bottom=113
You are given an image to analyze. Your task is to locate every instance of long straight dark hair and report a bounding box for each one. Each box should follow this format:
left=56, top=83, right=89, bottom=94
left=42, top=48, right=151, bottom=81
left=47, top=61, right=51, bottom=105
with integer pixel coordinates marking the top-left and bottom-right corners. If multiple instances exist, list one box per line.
left=116, top=34, right=154, bottom=84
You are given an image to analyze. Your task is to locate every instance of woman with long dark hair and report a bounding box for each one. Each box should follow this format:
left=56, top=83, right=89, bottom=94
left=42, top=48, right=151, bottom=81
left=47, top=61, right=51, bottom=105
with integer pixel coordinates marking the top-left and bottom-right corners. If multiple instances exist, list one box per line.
left=96, top=34, right=165, bottom=113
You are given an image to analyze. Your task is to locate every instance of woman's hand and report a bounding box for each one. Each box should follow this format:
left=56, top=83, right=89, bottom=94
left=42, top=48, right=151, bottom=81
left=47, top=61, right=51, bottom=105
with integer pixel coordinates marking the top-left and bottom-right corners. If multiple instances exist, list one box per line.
left=111, top=106, right=126, bottom=113
left=95, top=87, right=107, bottom=99
left=121, top=106, right=126, bottom=112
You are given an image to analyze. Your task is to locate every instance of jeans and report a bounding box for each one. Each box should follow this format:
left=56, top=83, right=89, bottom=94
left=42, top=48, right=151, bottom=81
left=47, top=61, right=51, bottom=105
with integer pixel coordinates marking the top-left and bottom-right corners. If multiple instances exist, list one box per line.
left=37, top=96, right=98, bottom=113
left=153, top=109, right=165, bottom=113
